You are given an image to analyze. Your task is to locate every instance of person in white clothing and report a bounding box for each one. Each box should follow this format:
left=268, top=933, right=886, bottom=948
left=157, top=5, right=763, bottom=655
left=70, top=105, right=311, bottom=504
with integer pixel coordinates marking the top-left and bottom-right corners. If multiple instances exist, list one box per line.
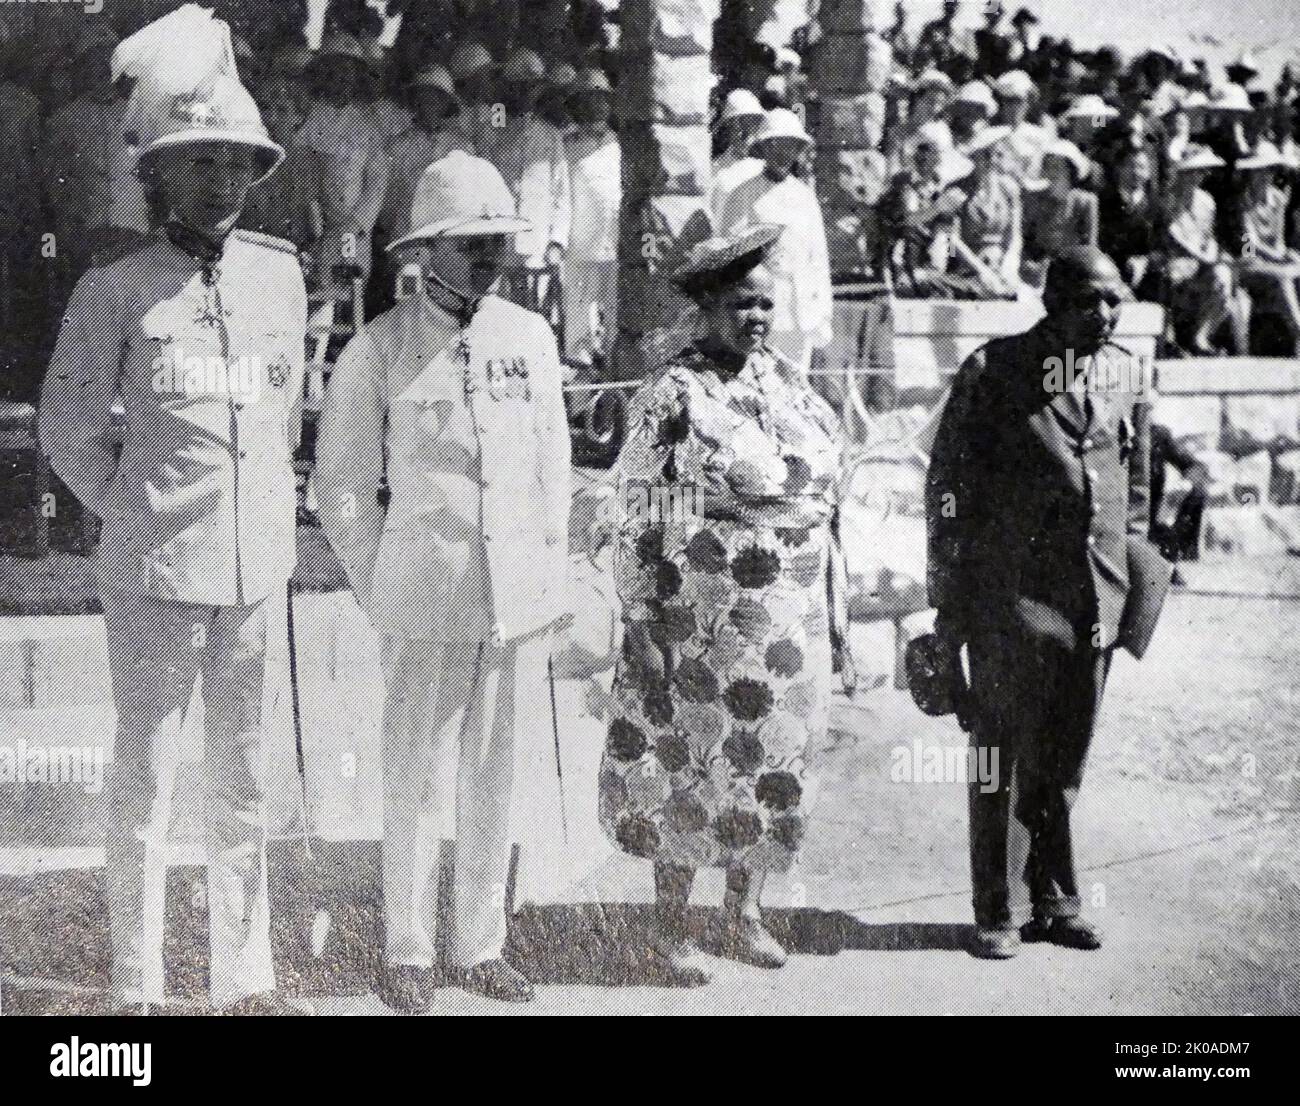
left=482, top=48, right=571, bottom=275
left=38, top=9, right=307, bottom=1015
left=563, top=68, right=620, bottom=363
left=296, top=33, right=389, bottom=281
left=315, top=152, right=571, bottom=1009
left=710, top=87, right=764, bottom=224
left=719, top=108, right=833, bottom=378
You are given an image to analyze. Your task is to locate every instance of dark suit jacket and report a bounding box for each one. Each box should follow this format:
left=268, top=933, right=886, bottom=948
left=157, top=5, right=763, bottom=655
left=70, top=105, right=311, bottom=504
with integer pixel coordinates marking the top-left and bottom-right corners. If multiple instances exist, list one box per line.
left=925, top=321, right=1152, bottom=648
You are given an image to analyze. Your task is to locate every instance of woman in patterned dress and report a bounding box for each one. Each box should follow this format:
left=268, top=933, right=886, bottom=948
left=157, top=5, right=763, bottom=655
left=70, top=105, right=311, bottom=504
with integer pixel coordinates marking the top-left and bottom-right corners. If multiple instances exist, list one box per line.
left=600, top=225, right=848, bottom=983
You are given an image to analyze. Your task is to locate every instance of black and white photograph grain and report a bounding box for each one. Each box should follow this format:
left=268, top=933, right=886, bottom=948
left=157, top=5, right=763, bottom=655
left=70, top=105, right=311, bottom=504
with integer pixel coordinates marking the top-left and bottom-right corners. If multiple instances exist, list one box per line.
left=0, top=0, right=1296, bottom=1072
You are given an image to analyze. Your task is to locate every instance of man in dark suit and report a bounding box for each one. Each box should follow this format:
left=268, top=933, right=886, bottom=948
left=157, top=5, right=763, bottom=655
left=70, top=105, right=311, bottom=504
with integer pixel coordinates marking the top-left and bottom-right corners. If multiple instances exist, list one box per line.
left=926, top=247, right=1157, bottom=959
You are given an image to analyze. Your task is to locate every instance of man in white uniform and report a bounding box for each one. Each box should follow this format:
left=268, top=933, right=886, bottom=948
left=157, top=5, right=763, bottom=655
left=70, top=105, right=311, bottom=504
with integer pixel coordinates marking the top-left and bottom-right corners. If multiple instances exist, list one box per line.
left=720, top=108, right=833, bottom=378
left=315, top=152, right=571, bottom=1009
left=39, top=11, right=307, bottom=1015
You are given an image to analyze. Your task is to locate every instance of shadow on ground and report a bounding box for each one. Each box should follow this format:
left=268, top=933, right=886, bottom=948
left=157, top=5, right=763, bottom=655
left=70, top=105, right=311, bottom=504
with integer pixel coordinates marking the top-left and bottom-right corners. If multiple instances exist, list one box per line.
left=1, top=838, right=975, bottom=1012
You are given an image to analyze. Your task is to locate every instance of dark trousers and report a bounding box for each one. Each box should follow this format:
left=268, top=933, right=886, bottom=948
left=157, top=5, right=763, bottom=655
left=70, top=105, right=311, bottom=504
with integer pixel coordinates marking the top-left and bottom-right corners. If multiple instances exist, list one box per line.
left=966, top=624, right=1113, bottom=929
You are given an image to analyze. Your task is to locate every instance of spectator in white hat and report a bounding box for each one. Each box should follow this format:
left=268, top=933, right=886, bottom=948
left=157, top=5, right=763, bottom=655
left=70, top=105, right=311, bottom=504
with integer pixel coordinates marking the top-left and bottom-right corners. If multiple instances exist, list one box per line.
left=944, top=124, right=1023, bottom=299
left=1236, top=141, right=1300, bottom=355
left=316, top=151, right=572, bottom=1010
left=1021, top=138, right=1099, bottom=287
left=378, top=64, right=471, bottom=245
left=479, top=47, right=571, bottom=273
left=296, top=33, right=389, bottom=283
left=1060, top=93, right=1119, bottom=163
left=994, top=69, right=1050, bottom=186
left=950, top=80, right=997, bottom=149
left=449, top=41, right=497, bottom=149
left=537, top=61, right=579, bottom=133
left=711, top=87, right=766, bottom=222
left=564, top=67, right=620, bottom=363
left=890, top=69, right=956, bottom=178
left=719, top=108, right=832, bottom=377
left=1163, top=144, right=1249, bottom=354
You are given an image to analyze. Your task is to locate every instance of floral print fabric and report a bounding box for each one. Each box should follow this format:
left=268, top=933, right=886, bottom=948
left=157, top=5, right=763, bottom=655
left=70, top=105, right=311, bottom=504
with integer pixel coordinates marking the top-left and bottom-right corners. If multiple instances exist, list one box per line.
left=600, top=345, right=844, bottom=872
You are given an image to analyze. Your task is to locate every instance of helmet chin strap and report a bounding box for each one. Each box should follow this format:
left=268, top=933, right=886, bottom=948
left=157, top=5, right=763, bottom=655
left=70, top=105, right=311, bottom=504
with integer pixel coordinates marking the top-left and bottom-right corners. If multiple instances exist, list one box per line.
left=420, top=224, right=491, bottom=327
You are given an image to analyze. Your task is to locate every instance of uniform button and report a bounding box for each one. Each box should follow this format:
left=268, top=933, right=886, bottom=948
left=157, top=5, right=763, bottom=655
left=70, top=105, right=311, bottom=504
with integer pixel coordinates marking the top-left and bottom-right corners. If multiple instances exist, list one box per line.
left=1087, top=468, right=1098, bottom=481
left=1083, top=438, right=1094, bottom=450
left=1086, top=535, right=1097, bottom=547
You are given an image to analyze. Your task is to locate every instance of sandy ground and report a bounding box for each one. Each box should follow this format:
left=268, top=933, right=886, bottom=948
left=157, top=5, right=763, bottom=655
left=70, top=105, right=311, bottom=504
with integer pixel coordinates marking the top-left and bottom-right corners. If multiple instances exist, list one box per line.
left=2, top=553, right=1297, bottom=1016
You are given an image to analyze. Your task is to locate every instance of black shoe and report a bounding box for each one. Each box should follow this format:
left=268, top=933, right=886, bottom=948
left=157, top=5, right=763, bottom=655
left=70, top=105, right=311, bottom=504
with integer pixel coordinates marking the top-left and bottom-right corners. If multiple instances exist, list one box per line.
left=375, top=964, right=442, bottom=1014
left=217, top=992, right=316, bottom=1015
left=969, top=926, right=1021, bottom=959
left=1021, top=915, right=1103, bottom=950
left=458, top=959, right=535, bottom=1003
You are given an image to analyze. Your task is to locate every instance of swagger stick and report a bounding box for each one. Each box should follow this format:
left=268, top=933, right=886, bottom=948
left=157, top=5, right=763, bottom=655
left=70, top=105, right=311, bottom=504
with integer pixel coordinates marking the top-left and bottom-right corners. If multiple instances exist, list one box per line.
left=286, top=578, right=312, bottom=861
left=547, top=654, right=569, bottom=844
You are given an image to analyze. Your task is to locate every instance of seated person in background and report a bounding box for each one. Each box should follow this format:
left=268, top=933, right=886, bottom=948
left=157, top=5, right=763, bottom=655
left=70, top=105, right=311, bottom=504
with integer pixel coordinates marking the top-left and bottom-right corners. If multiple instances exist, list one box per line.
left=1098, top=143, right=1164, bottom=298
left=943, top=125, right=1023, bottom=299
left=1235, top=140, right=1300, bottom=357
left=1059, top=94, right=1119, bottom=170
left=992, top=69, right=1050, bottom=188
left=878, top=123, right=965, bottom=296
left=1162, top=144, right=1250, bottom=354
left=1021, top=139, right=1098, bottom=287
left=889, top=69, right=954, bottom=177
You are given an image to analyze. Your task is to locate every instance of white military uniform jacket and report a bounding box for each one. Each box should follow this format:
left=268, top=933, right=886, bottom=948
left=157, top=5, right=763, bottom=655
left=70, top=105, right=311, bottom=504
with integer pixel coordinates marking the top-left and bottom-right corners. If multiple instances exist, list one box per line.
left=315, top=292, right=571, bottom=642
left=40, top=228, right=307, bottom=605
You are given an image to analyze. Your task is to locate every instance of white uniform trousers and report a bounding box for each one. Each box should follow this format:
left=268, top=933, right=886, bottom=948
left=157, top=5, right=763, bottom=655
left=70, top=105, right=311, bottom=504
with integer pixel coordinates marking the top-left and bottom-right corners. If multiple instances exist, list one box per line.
left=101, top=589, right=275, bottom=1007
left=380, top=631, right=551, bottom=969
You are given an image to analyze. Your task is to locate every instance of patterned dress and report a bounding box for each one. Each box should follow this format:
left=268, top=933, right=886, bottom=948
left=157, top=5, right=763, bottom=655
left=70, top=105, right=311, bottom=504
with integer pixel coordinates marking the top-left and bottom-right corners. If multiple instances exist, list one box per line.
left=600, top=345, right=845, bottom=873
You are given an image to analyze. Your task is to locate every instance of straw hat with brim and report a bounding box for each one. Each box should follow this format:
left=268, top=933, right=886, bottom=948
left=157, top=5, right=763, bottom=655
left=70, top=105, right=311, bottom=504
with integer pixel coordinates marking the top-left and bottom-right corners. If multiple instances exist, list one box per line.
left=388, top=151, right=531, bottom=250
left=1238, top=141, right=1288, bottom=172
left=670, top=223, right=784, bottom=298
left=1063, top=94, right=1119, bottom=121
left=1030, top=138, right=1092, bottom=187
left=752, top=107, right=812, bottom=148
left=133, top=74, right=285, bottom=184
left=407, top=64, right=457, bottom=98
left=1172, top=145, right=1225, bottom=172
left=960, top=124, right=1012, bottom=157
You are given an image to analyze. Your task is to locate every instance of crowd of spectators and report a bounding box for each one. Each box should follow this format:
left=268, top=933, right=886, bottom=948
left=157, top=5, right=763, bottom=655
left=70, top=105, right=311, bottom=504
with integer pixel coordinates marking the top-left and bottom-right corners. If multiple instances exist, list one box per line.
left=5, top=0, right=1300, bottom=413
left=839, top=3, right=1300, bottom=357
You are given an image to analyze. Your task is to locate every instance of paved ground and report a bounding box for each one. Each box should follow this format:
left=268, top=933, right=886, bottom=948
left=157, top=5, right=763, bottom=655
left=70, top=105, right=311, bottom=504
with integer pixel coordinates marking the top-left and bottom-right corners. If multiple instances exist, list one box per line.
left=2, top=557, right=1298, bottom=1015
